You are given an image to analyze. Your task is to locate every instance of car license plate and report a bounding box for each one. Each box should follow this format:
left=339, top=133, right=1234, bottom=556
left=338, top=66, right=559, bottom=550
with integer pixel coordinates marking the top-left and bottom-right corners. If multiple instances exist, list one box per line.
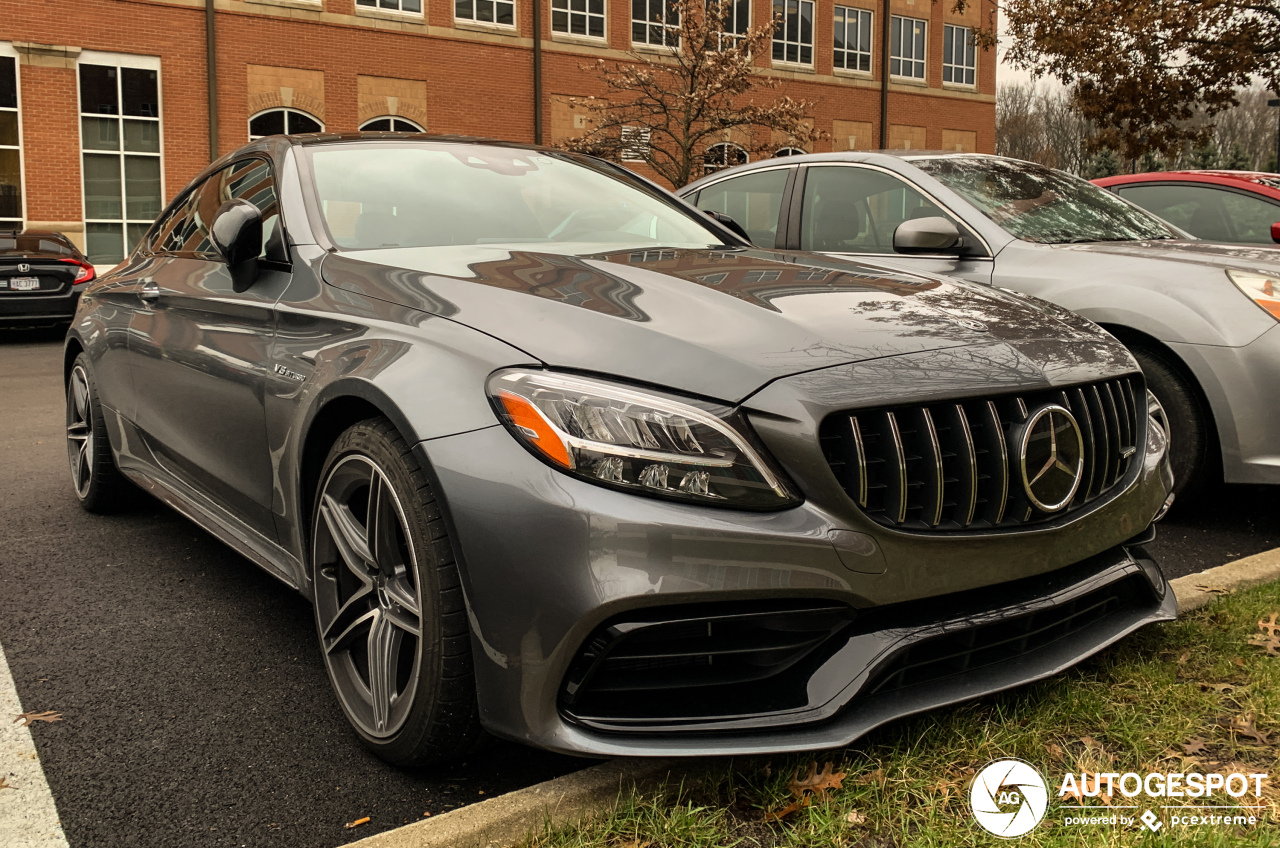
left=7, top=277, right=40, bottom=291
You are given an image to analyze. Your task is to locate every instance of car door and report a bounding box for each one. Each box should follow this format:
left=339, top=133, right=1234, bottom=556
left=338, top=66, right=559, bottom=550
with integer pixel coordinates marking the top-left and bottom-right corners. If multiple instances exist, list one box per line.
left=1114, top=182, right=1280, bottom=245
left=687, top=165, right=793, bottom=249
left=787, top=164, right=994, bottom=284
left=128, top=158, right=290, bottom=541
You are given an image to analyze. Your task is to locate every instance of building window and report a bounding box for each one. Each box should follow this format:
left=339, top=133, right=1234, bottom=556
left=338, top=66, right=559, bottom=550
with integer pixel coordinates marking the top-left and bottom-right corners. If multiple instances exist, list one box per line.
left=833, top=6, right=872, bottom=73
left=621, top=126, right=652, bottom=162
left=355, top=0, right=423, bottom=14
left=0, top=51, right=20, bottom=229
left=632, top=0, right=679, bottom=47
left=943, top=24, right=976, bottom=86
left=248, top=108, right=323, bottom=140
left=552, top=0, right=606, bottom=38
left=775, top=147, right=806, bottom=157
left=360, top=116, right=425, bottom=131
left=79, top=59, right=162, bottom=265
left=712, top=0, right=750, bottom=47
left=704, top=142, right=748, bottom=174
left=456, top=0, right=514, bottom=26
left=890, top=16, right=926, bottom=79
left=772, top=0, right=814, bottom=65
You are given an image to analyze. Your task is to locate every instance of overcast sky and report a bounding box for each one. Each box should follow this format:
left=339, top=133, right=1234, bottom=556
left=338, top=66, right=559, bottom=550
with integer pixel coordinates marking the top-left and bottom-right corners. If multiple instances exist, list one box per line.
left=996, top=13, right=1061, bottom=90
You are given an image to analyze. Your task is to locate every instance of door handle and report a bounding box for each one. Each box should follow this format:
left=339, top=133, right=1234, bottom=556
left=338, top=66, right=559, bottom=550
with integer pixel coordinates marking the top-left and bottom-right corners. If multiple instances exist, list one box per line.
left=140, top=281, right=160, bottom=301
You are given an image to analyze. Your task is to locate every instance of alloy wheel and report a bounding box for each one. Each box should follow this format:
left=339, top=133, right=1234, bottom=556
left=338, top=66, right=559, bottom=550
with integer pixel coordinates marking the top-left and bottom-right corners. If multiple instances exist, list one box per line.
left=313, top=455, right=423, bottom=738
left=66, top=365, right=94, bottom=499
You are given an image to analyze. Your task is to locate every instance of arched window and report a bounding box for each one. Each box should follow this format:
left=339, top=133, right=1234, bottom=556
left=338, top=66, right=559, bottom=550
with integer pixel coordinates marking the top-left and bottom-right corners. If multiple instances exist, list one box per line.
left=774, top=147, right=806, bottom=157
left=703, top=142, right=748, bottom=175
left=359, top=116, right=425, bottom=132
left=248, top=108, right=323, bottom=140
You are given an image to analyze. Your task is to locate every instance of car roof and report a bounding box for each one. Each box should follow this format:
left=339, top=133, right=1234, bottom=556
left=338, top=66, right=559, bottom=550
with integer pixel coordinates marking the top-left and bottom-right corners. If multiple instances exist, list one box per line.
left=1094, top=170, right=1280, bottom=198
left=0, top=229, right=83, bottom=257
left=678, top=151, right=1009, bottom=193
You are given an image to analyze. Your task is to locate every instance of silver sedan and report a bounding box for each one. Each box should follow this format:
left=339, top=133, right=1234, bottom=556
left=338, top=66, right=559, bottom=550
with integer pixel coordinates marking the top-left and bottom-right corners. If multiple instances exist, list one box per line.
left=681, top=153, right=1280, bottom=499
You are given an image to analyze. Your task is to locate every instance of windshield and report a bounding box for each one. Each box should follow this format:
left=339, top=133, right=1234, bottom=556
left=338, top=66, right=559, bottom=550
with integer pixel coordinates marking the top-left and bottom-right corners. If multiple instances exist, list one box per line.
left=914, top=157, right=1179, bottom=244
left=305, top=144, right=729, bottom=252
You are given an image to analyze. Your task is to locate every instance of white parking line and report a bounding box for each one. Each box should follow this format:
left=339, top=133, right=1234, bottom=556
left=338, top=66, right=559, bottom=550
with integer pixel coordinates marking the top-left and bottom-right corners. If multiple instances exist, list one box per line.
left=0, top=641, right=69, bottom=848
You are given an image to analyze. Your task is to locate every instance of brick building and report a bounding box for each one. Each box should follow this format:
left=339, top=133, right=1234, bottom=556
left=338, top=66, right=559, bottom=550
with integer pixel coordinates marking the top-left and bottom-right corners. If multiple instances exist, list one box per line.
left=0, top=0, right=996, bottom=265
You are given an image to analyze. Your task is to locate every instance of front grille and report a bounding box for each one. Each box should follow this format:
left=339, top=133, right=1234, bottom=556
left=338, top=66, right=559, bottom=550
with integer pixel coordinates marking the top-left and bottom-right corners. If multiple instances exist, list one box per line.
left=560, top=601, right=854, bottom=727
left=862, top=574, right=1148, bottom=696
left=819, top=375, right=1144, bottom=531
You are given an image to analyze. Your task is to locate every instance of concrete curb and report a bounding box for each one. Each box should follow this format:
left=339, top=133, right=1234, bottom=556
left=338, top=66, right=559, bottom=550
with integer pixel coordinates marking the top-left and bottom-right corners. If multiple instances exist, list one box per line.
left=345, top=758, right=683, bottom=848
left=1170, top=546, right=1280, bottom=613
left=347, top=546, right=1280, bottom=848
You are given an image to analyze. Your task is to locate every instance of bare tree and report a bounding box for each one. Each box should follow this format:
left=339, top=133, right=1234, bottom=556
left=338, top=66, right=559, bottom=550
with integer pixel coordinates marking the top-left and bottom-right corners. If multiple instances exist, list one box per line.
left=560, top=0, right=822, bottom=188
left=996, top=82, right=1093, bottom=174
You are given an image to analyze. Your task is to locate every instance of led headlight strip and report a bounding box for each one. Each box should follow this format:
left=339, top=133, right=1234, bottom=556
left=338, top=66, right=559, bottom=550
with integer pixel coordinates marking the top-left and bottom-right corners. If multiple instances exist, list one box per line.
left=488, top=370, right=796, bottom=508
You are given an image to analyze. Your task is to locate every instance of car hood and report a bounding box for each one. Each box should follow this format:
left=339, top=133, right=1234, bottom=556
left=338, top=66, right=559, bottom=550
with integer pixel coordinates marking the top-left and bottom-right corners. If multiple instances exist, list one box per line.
left=322, top=245, right=1122, bottom=402
left=1057, top=238, right=1280, bottom=271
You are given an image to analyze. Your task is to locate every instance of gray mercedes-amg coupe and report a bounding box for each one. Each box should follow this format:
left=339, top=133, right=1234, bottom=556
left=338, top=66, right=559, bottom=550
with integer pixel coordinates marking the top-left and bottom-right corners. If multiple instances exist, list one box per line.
left=64, top=134, right=1176, bottom=766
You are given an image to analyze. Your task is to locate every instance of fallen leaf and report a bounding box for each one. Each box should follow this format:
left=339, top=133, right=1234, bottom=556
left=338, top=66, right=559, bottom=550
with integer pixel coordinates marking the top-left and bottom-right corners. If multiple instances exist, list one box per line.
left=845, top=810, right=867, bottom=825
left=1234, top=657, right=1246, bottom=667
left=1221, top=714, right=1272, bottom=745
left=422, top=812, right=431, bottom=817
left=1178, top=652, right=1191, bottom=664
left=1198, top=682, right=1238, bottom=694
left=13, top=711, right=62, bottom=727
left=1046, top=742, right=1065, bottom=762
left=1079, top=736, right=1104, bottom=751
left=1247, top=634, right=1280, bottom=657
left=1195, top=585, right=1232, bottom=595
left=788, top=761, right=847, bottom=800
left=1259, top=613, right=1280, bottom=637
left=619, top=840, right=652, bottom=848
left=855, top=768, right=885, bottom=786
left=343, top=817, right=370, bottom=829
left=0, top=777, right=11, bottom=790
left=764, top=799, right=805, bottom=821
left=1181, top=737, right=1210, bottom=757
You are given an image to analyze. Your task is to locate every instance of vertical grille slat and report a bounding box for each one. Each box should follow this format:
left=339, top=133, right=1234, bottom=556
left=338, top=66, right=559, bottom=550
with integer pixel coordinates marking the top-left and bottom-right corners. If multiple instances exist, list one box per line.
left=819, top=376, right=1145, bottom=532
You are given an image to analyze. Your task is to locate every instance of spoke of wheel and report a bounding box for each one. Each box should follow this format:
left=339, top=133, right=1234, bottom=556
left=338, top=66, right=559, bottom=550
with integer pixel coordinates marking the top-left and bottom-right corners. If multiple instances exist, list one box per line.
left=67, top=422, right=89, bottom=441
left=367, top=610, right=402, bottom=732
left=76, top=443, right=90, bottom=492
left=72, top=372, right=89, bottom=422
left=320, top=492, right=375, bottom=575
left=321, top=597, right=376, bottom=655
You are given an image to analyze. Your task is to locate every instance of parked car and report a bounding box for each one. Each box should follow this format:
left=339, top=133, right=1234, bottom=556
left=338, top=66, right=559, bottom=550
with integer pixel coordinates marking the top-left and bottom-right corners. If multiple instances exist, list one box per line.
left=0, top=229, right=95, bottom=326
left=1094, top=170, right=1280, bottom=246
left=67, top=135, right=1174, bottom=766
left=682, top=153, right=1280, bottom=500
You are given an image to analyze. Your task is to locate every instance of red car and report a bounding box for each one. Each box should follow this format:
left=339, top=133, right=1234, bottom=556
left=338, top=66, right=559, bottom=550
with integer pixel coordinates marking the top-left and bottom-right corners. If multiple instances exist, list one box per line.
left=1094, top=170, right=1280, bottom=245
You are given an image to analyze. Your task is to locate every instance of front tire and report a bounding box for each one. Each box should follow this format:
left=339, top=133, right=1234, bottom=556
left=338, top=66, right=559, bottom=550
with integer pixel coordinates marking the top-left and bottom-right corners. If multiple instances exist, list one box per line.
left=1132, top=347, right=1213, bottom=502
left=66, top=353, right=133, bottom=513
left=310, top=418, right=484, bottom=766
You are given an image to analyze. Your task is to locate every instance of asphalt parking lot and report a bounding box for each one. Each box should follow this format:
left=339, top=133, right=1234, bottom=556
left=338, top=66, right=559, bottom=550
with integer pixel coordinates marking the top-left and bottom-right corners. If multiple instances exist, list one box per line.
left=1, top=328, right=1276, bottom=848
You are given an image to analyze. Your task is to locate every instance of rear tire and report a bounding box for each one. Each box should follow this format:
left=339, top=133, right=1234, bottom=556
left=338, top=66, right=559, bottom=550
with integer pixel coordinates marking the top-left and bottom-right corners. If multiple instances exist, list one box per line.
left=66, top=353, right=134, bottom=513
left=310, top=418, right=485, bottom=766
left=1131, top=347, right=1213, bottom=502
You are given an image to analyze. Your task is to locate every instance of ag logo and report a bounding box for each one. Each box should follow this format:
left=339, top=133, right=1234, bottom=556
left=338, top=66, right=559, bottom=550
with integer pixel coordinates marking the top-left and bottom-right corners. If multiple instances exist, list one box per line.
left=970, top=759, right=1049, bottom=838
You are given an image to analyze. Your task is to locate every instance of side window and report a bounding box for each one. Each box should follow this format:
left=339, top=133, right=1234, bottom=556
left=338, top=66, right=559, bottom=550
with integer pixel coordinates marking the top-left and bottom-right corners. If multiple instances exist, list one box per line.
left=800, top=165, right=946, bottom=253
left=153, top=179, right=217, bottom=258
left=1115, top=184, right=1232, bottom=241
left=1212, top=189, right=1280, bottom=244
left=220, top=159, right=282, bottom=260
left=693, top=168, right=790, bottom=248
left=155, top=160, right=283, bottom=260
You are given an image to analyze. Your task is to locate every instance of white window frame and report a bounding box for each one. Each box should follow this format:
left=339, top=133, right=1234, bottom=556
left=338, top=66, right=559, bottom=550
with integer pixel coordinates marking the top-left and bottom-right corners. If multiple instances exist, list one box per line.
left=711, top=0, right=750, bottom=49
left=704, top=142, right=749, bottom=174
left=455, top=0, right=516, bottom=28
left=772, top=0, right=815, bottom=66
left=354, top=0, right=425, bottom=16
left=833, top=6, right=873, bottom=75
left=890, top=15, right=927, bottom=80
left=632, top=0, right=680, bottom=48
left=942, top=24, right=976, bottom=87
left=77, top=50, right=164, bottom=266
left=775, top=147, right=806, bottom=157
left=551, top=0, right=608, bottom=41
left=248, top=107, right=325, bottom=140
left=0, top=42, right=24, bottom=230
left=620, top=126, right=652, bottom=162
left=359, top=116, right=426, bottom=132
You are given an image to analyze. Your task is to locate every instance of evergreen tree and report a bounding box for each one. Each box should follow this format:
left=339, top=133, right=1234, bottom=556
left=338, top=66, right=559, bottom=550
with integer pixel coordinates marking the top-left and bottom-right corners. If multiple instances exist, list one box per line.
left=1190, top=141, right=1221, bottom=169
left=1084, top=149, right=1122, bottom=178
left=1225, top=142, right=1253, bottom=170
left=1139, top=151, right=1164, bottom=172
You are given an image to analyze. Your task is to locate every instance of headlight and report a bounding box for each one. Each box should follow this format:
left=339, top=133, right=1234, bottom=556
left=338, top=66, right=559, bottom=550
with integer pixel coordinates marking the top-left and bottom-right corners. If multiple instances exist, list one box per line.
left=487, top=370, right=799, bottom=509
left=1225, top=270, right=1280, bottom=321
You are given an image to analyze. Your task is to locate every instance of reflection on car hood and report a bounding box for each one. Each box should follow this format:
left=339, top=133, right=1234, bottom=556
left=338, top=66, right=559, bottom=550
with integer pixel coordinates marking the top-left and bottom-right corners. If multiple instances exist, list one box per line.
left=1059, top=238, right=1280, bottom=271
left=322, top=246, right=1120, bottom=402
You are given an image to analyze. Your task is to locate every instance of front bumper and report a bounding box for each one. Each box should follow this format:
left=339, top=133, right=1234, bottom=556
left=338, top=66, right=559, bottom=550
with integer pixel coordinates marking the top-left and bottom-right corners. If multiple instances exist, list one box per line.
left=420, top=403, right=1174, bottom=757
left=1171, top=324, right=1280, bottom=485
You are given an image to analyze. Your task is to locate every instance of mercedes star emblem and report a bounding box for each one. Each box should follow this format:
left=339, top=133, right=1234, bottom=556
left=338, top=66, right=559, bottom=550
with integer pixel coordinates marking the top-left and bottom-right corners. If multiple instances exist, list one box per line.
left=1018, top=404, right=1085, bottom=512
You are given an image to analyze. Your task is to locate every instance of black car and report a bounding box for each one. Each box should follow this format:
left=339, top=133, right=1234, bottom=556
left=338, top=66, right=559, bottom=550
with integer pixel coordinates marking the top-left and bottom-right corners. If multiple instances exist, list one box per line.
left=0, top=230, right=96, bottom=326
left=65, top=135, right=1175, bottom=766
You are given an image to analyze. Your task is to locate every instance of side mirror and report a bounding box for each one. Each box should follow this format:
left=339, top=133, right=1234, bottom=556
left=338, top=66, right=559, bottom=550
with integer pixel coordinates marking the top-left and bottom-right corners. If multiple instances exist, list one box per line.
left=210, top=199, right=263, bottom=292
left=704, top=209, right=752, bottom=243
left=893, top=216, right=962, bottom=255
left=1271, top=222, right=1280, bottom=244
